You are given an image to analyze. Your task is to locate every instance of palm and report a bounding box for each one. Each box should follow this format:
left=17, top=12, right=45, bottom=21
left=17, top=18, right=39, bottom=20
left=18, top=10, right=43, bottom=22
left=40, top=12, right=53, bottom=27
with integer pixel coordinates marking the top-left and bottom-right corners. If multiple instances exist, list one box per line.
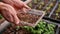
left=0, top=0, right=31, bottom=25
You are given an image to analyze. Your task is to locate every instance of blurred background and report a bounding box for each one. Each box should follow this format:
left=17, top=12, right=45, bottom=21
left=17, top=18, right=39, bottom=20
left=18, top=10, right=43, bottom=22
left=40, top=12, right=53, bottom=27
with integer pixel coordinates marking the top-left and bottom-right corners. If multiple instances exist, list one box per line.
left=0, top=0, right=60, bottom=34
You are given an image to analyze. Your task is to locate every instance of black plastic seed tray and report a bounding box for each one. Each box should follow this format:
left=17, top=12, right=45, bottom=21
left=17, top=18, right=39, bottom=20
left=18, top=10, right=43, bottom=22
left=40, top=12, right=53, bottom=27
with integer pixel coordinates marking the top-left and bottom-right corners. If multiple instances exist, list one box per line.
left=58, top=27, right=60, bottom=34
left=0, top=19, right=58, bottom=34
left=27, top=0, right=44, bottom=9
left=49, top=2, right=60, bottom=23
left=42, top=0, right=52, bottom=10
left=34, top=0, right=51, bottom=10
left=43, top=0, right=58, bottom=17
left=27, top=0, right=51, bottom=9
left=43, top=19, right=59, bottom=34
left=43, top=16, right=60, bottom=24
left=28, top=0, right=58, bottom=21
left=43, top=1, right=60, bottom=23
left=26, top=0, right=59, bottom=23
left=0, top=23, right=31, bottom=34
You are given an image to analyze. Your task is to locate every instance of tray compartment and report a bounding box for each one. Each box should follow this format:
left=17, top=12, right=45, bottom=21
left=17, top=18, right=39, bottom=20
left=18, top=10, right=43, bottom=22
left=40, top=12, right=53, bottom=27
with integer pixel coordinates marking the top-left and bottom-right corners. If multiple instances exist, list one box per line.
left=17, top=9, right=45, bottom=27
left=1, top=20, right=57, bottom=34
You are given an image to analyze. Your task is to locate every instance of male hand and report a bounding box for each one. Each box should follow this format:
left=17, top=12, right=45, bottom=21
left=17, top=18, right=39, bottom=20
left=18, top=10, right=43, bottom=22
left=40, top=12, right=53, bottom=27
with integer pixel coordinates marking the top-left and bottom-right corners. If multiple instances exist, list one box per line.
left=0, top=0, right=32, bottom=25
left=2, top=0, right=31, bottom=13
left=0, top=2, right=20, bottom=25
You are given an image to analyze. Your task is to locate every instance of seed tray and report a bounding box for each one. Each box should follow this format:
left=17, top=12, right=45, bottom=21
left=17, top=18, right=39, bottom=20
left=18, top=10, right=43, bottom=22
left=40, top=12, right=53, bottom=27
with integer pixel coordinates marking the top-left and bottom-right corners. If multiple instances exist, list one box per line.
left=0, top=20, right=57, bottom=34
left=27, top=0, right=42, bottom=9
left=35, top=1, right=48, bottom=10
left=27, top=0, right=58, bottom=18
left=43, top=1, right=57, bottom=17
left=33, top=0, right=51, bottom=10
left=17, top=9, right=45, bottom=27
left=1, top=23, right=31, bottom=34
left=33, top=0, right=41, bottom=5
left=50, top=2, right=60, bottom=22
left=27, top=0, right=50, bottom=9
left=42, top=0, right=52, bottom=10
left=48, top=1, right=58, bottom=17
left=43, top=19, right=59, bottom=34
left=43, top=1, right=60, bottom=23
left=35, top=0, right=57, bottom=10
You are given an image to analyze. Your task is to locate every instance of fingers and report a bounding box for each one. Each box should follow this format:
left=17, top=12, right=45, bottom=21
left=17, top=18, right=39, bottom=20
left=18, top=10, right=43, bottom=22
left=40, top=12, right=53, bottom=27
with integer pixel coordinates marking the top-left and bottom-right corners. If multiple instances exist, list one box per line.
left=22, top=8, right=29, bottom=13
left=23, top=4, right=31, bottom=10
left=3, top=0, right=31, bottom=11
left=3, top=0, right=23, bottom=8
left=1, top=10, right=20, bottom=25
left=1, top=10, right=13, bottom=23
left=0, top=2, right=13, bottom=22
left=23, top=8, right=27, bottom=13
left=12, top=0, right=31, bottom=10
left=12, top=14, right=20, bottom=25
left=0, top=2, right=20, bottom=25
left=2, top=0, right=14, bottom=6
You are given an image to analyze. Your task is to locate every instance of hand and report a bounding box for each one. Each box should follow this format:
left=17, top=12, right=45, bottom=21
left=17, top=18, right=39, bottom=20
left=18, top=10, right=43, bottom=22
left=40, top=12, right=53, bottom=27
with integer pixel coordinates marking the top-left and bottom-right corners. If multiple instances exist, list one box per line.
left=24, top=0, right=32, bottom=4
left=0, top=2, right=20, bottom=25
left=2, top=0, right=31, bottom=13
left=0, top=0, right=31, bottom=25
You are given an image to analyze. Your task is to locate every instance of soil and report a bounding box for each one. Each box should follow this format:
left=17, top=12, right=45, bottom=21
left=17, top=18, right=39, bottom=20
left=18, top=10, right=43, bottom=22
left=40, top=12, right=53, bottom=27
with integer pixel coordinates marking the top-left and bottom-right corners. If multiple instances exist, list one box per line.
left=2, top=24, right=31, bottom=34
left=36, top=2, right=46, bottom=10
left=17, top=13, right=40, bottom=24
left=43, top=2, right=56, bottom=17
left=51, top=13, right=60, bottom=20
left=51, top=3, right=60, bottom=21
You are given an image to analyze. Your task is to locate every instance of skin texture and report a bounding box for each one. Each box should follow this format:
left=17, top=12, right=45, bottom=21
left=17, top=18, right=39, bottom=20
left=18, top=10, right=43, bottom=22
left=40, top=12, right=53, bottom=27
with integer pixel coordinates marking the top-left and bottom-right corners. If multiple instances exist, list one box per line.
left=2, top=0, right=31, bottom=13
left=0, top=0, right=31, bottom=25
left=0, top=2, right=20, bottom=25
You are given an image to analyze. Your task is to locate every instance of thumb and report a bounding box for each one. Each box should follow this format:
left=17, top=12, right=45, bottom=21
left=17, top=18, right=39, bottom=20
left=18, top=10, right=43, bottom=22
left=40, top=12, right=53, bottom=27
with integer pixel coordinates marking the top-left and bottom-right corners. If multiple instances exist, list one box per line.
left=23, top=4, right=31, bottom=10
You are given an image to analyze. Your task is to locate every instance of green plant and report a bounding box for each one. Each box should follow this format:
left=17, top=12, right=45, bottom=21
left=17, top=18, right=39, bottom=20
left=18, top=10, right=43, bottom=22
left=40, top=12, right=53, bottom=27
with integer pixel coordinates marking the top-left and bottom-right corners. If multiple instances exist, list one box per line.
left=21, top=20, right=55, bottom=34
